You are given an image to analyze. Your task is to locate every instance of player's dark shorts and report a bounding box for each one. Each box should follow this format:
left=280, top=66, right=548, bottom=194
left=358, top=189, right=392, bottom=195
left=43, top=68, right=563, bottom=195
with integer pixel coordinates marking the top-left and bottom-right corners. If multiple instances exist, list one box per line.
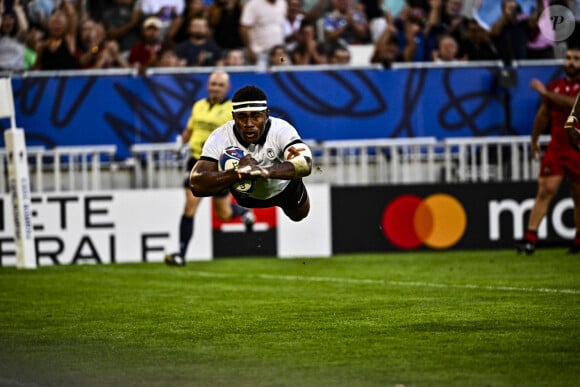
left=540, top=142, right=580, bottom=183
left=231, top=179, right=308, bottom=211
left=184, top=157, right=228, bottom=197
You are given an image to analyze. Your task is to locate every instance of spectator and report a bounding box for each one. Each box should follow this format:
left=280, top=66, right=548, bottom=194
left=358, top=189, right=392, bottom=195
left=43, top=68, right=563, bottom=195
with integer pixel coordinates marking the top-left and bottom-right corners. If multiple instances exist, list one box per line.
left=26, top=0, right=57, bottom=27
left=0, top=0, right=29, bottom=71
left=323, top=0, right=370, bottom=50
left=174, top=17, right=222, bottom=66
left=404, top=0, right=429, bottom=15
left=424, top=0, right=466, bottom=47
left=571, top=0, right=580, bottom=36
left=301, top=0, right=330, bottom=18
left=384, top=0, right=406, bottom=17
left=489, top=0, right=537, bottom=64
left=432, top=32, right=464, bottom=61
left=63, top=0, right=88, bottom=22
left=207, top=0, right=243, bottom=50
left=83, top=0, right=103, bottom=22
left=269, top=43, right=292, bottom=65
left=461, top=17, right=499, bottom=61
left=33, top=2, right=80, bottom=70
left=139, top=0, right=185, bottom=45
left=77, top=18, right=130, bottom=69
left=128, top=16, right=163, bottom=73
left=152, top=45, right=186, bottom=66
left=289, top=19, right=327, bottom=64
left=329, top=42, right=350, bottom=63
left=218, top=47, right=247, bottom=65
left=284, top=0, right=306, bottom=47
left=101, top=0, right=143, bottom=54
left=395, top=4, right=433, bottom=62
left=445, top=0, right=469, bottom=23
left=239, top=0, right=287, bottom=65
left=24, top=23, right=45, bottom=70
left=370, top=25, right=403, bottom=67
left=77, top=18, right=104, bottom=68
left=360, top=0, right=396, bottom=42
left=284, top=0, right=327, bottom=46
left=302, top=0, right=330, bottom=18
left=526, top=0, right=554, bottom=60
left=173, top=0, right=208, bottom=43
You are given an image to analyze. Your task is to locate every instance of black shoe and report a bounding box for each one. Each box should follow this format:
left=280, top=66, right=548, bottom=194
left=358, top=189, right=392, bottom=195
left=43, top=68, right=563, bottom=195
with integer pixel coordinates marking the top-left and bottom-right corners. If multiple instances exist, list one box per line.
left=515, top=241, right=535, bottom=255
left=164, top=253, right=185, bottom=266
left=242, top=210, right=255, bottom=232
left=567, top=245, right=580, bottom=255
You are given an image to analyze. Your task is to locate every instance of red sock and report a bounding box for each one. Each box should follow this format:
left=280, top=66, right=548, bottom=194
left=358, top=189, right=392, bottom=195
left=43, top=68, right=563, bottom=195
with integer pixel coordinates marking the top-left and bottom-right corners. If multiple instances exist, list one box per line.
left=525, top=230, right=538, bottom=244
left=574, top=232, right=580, bottom=246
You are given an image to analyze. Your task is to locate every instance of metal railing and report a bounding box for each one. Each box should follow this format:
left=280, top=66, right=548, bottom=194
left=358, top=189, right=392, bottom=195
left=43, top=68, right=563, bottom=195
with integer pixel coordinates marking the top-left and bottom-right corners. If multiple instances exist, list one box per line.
left=442, top=136, right=549, bottom=183
left=305, top=135, right=550, bottom=186
left=0, top=145, right=117, bottom=193
left=1, top=135, right=552, bottom=193
left=130, top=142, right=185, bottom=189
left=306, top=137, right=440, bottom=185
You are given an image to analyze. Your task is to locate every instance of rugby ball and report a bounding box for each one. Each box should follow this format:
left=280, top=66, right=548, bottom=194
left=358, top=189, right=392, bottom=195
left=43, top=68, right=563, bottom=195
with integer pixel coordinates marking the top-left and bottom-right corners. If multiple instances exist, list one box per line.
left=218, top=146, right=255, bottom=193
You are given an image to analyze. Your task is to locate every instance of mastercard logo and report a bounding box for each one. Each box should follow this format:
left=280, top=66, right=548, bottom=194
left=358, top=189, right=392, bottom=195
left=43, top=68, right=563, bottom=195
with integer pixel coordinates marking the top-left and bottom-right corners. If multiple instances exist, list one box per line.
left=381, top=194, right=467, bottom=249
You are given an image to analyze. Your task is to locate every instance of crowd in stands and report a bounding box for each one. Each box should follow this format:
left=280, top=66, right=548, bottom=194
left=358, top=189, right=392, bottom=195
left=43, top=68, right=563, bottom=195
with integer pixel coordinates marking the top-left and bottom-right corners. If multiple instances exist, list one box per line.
left=0, top=0, right=576, bottom=73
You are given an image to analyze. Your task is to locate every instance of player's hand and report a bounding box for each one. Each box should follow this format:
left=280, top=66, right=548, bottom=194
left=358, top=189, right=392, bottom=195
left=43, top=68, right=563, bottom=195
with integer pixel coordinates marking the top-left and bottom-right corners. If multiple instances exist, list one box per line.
left=238, top=155, right=270, bottom=178
left=531, top=141, right=541, bottom=160
left=529, top=79, right=546, bottom=95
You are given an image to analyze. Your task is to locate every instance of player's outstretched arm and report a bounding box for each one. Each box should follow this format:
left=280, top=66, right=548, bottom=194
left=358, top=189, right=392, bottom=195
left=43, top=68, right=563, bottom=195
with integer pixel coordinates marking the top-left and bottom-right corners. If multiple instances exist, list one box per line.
left=262, top=161, right=301, bottom=180
left=254, top=143, right=313, bottom=180
left=189, top=159, right=239, bottom=197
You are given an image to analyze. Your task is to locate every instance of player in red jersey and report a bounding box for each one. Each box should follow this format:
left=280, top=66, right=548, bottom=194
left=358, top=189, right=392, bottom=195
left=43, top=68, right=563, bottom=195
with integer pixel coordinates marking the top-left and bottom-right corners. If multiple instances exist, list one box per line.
left=516, top=47, right=580, bottom=255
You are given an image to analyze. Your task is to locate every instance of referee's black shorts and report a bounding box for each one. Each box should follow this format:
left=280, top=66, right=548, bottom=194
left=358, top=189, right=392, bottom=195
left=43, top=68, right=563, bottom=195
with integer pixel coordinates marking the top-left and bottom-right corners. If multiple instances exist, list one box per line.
left=231, top=179, right=308, bottom=211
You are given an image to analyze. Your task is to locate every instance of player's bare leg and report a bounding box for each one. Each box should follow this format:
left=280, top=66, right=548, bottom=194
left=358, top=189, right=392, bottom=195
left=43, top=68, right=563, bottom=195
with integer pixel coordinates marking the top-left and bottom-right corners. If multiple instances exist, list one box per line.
left=214, top=196, right=233, bottom=220
left=529, top=175, right=563, bottom=228
left=214, top=195, right=255, bottom=232
left=517, top=175, right=564, bottom=255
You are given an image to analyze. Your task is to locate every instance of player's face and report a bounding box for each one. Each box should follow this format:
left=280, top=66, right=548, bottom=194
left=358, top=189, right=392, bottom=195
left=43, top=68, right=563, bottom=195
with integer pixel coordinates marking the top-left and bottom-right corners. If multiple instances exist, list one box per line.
left=564, top=50, right=580, bottom=79
left=233, top=110, right=269, bottom=144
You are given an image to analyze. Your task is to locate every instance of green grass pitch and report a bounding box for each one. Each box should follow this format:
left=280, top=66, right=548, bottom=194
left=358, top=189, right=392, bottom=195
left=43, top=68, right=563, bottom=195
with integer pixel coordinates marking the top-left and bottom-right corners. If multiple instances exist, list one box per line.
left=1, top=249, right=579, bottom=387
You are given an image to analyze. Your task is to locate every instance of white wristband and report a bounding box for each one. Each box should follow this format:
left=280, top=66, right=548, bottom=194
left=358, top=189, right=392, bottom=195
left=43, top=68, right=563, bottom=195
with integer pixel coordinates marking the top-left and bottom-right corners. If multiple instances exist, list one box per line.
left=284, top=143, right=312, bottom=178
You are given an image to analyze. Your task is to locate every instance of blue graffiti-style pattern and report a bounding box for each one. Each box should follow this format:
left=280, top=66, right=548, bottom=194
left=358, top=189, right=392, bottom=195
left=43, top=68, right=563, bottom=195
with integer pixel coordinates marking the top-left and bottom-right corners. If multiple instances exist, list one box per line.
left=2, top=65, right=560, bottom=158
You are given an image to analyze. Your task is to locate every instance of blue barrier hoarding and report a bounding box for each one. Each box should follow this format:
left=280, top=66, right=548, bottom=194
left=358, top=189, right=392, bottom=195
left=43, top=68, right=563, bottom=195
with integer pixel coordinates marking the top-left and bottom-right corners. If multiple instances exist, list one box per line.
left=2, top=64, right=563, bottom=158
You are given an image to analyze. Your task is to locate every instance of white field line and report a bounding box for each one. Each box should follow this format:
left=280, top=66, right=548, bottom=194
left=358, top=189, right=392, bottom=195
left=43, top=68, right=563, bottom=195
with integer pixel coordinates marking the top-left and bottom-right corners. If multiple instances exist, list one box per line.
left=0, top=377, right=42, bottom=387
left=192, top=271, right=580, bottom=295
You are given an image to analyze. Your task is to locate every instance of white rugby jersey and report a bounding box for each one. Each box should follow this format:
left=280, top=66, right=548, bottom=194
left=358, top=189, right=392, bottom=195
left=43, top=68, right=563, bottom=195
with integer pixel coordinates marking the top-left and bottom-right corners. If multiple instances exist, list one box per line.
left=201, top=117, right=305, bottom=200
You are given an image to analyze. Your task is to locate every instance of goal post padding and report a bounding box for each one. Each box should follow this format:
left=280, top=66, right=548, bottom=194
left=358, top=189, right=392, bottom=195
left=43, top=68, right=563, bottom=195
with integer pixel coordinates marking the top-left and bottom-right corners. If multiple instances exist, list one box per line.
left=1, top=78, right=37, bottom=269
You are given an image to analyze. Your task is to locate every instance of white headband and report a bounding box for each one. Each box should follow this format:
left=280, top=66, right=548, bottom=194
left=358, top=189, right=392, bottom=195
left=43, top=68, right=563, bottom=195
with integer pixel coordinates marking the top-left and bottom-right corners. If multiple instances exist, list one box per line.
left=232, top=100, right=268, bottom=113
